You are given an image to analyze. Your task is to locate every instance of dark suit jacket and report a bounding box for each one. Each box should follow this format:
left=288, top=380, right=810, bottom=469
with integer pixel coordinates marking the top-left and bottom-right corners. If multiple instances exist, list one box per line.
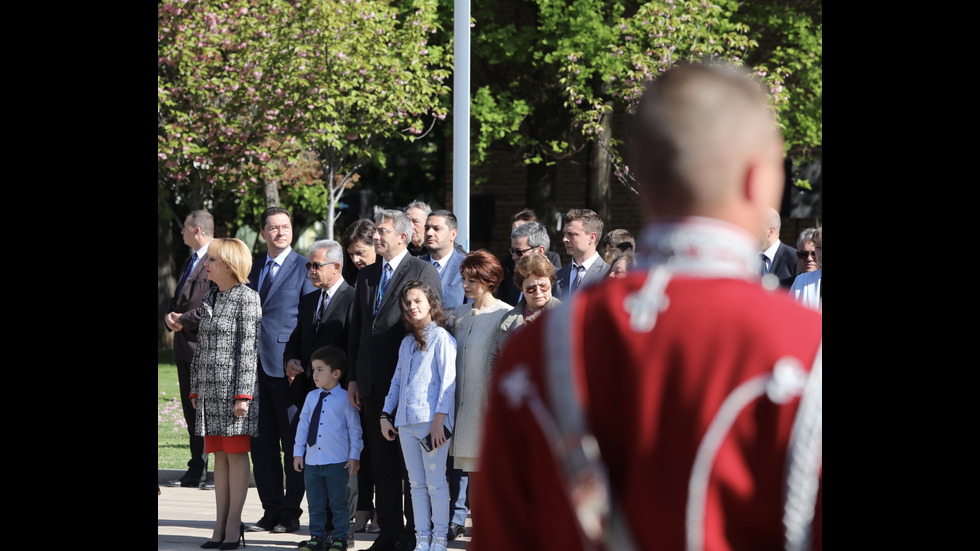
left=283, top=281, right=355, bottom=408
left=347, top=252, right=442, bottom=399
left=769, top=241, right=800, bottom=289
left=169, top=248, right=215, bottom=364
left=554, top=255, right=610, bottom=300
left=498, top=250, right=562, bottom=306
left=247, top=249, right=317, bottom=377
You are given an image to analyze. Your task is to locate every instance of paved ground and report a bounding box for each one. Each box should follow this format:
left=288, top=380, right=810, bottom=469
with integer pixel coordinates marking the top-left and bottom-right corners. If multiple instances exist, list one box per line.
left=158, top=470, right=471, bottom=550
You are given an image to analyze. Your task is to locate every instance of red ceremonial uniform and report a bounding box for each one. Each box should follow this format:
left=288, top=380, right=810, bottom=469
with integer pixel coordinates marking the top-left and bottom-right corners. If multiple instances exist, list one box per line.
left=471, top=218, right=822, bottom=551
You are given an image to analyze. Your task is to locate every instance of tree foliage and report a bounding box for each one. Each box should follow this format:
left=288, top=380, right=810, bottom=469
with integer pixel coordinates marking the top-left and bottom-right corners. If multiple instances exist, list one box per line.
left=465, top=0, right=820, bottom=193
left=158, top=0, right=452, bottom=238
left=280, top=0, right=453, bottom=238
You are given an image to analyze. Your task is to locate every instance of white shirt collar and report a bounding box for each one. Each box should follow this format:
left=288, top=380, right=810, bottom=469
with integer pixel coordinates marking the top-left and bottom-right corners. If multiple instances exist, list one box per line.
left=574, top=251, right=601, bottom=271
left=762, top=240, right=780, bottom=261
left=266, top=246, right=292, bottom=267
left=192, top=241, right=210, bottom=262
left=384, top=248, right=410, bottom=273
left=324, top=277, right=344, bottom=298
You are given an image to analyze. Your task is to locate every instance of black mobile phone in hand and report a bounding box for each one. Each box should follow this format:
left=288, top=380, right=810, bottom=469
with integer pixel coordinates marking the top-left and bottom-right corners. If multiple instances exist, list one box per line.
left=420, top=425, right=453, bottom=453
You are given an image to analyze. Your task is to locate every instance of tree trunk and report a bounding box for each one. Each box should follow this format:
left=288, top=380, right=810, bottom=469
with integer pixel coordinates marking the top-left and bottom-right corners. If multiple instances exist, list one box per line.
left=526, top=161, right=560, bottom=254
left=588, top=100, right=613, bottom=225
left=264, top=178, right=280, bottom=208
left=158, top=212, right=176, bottom=350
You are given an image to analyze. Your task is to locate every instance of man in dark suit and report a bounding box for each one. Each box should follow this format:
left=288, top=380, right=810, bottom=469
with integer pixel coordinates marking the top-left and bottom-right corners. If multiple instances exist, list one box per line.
left=554, top=208, right=610, bottom=300
left=284, top=239, right=355, bottom=406
left=347, top=208, right=442, bottom=551
left=246, top=207, right=317, bottom=535
left=283, top=238, right=356, bottom=544
left=760, top=206, right=800, bottom=288
left=499, top=212, right=562, bottom=305
left=164, top=209, right=216, bottom=489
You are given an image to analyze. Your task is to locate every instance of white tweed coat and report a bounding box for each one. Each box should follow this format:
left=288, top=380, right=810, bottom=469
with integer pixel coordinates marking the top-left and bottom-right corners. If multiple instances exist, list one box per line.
left=189, top=283, right=262, bottom=438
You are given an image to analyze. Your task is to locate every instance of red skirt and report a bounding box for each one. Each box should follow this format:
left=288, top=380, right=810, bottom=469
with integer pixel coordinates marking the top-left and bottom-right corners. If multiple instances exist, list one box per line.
left=205, top=435, right=251, bottom=454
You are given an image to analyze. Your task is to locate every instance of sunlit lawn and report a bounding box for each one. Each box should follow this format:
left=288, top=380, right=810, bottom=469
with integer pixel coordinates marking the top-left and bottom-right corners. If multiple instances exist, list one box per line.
left=158, top=348, right=190, bottom=470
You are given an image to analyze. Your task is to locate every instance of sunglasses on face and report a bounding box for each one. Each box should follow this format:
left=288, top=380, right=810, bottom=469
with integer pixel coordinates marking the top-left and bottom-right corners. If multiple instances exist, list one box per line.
left=796, top=251, right=817, bottom=260
left=524, top=282, right=551, bottom=294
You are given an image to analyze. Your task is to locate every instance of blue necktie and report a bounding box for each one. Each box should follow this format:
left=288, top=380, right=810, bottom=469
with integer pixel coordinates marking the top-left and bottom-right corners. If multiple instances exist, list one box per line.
left=306, top=391, right=329, bottom=447
left=374, top=263, right=392, bottom=316
left=259, top=260, right=276, bottom=303
left=175, top=253, right=197, bottom=296
left=761, top=253, right=770, bottom=275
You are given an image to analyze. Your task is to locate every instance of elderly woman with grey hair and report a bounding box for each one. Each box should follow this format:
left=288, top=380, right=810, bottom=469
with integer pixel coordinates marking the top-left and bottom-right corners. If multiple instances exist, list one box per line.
left=795, top=226, right=821, bottom=274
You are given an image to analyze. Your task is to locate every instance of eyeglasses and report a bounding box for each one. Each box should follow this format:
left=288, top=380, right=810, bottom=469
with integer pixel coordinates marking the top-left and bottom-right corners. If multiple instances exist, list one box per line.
left=265, top=224, right=291, bottom=234
left=374, top=227, right=395, bottom=236
left=510, top=246, right=534, bottom=256
left=523, top=282, right=551, bottom=294
left=796, top=250, right=817, bottom=260
left=306, top=261, right=333, bottom=271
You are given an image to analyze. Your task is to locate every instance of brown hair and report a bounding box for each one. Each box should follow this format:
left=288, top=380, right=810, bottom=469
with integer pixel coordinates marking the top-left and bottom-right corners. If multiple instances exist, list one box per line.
left=311, top=345, right=347, bottom=376
left=511, top=208, right=538, bottom=224
left=564, top=208, right=604, bottom=239
left=399, top=279, right=447, bottom=350
left=342, top=218, right=375, bottom=250
left=513, top=252, right=556, bottom=289
left=460, top=249, right=505, bottom=293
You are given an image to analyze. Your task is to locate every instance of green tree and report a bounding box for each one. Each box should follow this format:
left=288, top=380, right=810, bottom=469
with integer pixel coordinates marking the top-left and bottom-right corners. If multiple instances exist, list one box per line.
left=158, top=0, right=299, bottom=229
left=465, top=0, right=818, bottom=215
left=279, top=0, right=453, bottom=239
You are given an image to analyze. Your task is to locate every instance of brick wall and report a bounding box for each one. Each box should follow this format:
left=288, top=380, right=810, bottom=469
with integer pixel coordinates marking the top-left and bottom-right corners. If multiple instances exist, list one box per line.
left=437, top=149, right=818, bottom=263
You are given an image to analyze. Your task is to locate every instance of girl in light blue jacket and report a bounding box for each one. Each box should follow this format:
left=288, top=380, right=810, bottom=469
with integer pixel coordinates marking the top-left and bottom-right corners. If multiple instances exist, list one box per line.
left=380, top=279, right=456, bottom=551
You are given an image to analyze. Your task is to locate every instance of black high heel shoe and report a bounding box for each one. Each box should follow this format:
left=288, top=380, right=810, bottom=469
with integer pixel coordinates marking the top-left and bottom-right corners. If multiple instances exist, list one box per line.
left=217, top=523, right=245, bottom=550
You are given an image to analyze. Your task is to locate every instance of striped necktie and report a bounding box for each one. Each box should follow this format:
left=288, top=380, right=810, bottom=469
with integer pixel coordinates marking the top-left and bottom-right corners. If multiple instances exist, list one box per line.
left=314, top=290, right=329, bottom=331
left=259, top=260, right=277, bottom=303
left=374, top=263, right=392, bottom=316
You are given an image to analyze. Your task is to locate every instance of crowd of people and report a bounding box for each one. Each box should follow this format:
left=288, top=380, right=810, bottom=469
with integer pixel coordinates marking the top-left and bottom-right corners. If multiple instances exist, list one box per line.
left=164, top=61, right=821, bottom=551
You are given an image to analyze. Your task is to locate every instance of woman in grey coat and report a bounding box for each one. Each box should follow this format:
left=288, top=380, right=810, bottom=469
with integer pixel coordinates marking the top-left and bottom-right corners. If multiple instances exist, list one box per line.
left=189, top=237, right=262, bottom=550
left=496, top=252, right=562, bottom=338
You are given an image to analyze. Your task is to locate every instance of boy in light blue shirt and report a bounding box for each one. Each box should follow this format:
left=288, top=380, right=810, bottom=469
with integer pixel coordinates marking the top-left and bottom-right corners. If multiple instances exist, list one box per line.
left=293, top=346, right=363, bottom=551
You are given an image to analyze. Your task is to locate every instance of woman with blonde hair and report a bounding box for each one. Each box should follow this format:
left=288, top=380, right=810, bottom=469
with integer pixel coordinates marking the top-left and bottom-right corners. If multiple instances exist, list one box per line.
left=189, top=237, right=262, bottom=550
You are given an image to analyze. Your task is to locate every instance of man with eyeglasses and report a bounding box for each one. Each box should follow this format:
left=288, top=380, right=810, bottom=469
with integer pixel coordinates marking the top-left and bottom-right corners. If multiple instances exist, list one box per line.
left=794, top=227, right=820, bottom=274
left=347, top=208, right=442, bottom=551
left=246, top=206, right=317, bottom=535
left=499, top=219, right=562, bottom=305
left=283, top=239, right=358, bottom=545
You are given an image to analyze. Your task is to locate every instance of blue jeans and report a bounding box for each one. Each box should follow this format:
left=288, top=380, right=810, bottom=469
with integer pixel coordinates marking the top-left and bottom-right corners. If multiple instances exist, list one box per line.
left=303, top=462, right=350, bottom=541
left=397, top=422, right=451, bottom=541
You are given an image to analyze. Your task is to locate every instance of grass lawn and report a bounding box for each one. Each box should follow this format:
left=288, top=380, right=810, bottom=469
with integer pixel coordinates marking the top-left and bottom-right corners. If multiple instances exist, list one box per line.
left=157, top=348, right=290, bottom=472
left=158, top=348, right=191, bottom=470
